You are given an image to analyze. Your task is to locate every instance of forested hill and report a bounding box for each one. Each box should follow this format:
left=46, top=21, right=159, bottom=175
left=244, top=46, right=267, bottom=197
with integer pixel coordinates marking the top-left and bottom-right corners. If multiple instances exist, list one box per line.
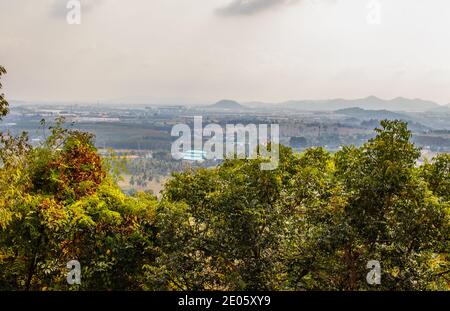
left=1, top=67, right=449, bottom=291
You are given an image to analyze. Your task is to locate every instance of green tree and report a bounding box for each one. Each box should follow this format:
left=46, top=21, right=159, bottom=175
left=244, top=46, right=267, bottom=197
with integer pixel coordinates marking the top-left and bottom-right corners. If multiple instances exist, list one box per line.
left=323, top=120, right=448, bottom=290
left=0, top=67, right=157, bottom=290
left=0, top=66, right=8, bottom=120
left=422, top=153, right=450, bottom=202
left=151, top=121, right=449, bottom=291
left=149, top=146, right=299, bottom=290
left=0, top=122, right=158, bottom=290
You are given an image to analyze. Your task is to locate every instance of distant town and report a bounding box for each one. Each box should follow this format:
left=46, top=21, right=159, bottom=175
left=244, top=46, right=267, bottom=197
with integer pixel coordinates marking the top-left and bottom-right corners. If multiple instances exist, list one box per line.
left=3, top=97, right=449, bottom=195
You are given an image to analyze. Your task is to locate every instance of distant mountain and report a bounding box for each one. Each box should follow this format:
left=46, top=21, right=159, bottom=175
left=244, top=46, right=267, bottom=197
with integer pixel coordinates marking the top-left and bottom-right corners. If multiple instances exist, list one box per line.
left=280, top=96, right=440, bottom=112
left=206, top=99, right=245, bottom=110
left=335, top=107, right=408, bottom=120
left=428, top=104, right=450, bottom=113
left=336, top=107, right=431, bottom=131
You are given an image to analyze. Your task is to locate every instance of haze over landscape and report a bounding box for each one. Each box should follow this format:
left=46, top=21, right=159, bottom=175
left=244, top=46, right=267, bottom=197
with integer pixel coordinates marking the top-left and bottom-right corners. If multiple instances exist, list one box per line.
left=2, top=0, right=450, bottom=106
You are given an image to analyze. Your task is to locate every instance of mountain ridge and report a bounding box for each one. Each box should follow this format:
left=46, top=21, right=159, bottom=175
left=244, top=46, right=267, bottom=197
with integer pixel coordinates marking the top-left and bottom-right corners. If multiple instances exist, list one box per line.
left=206, top=99, right=245, bottom=110
left=279, top=96, right=440, bottom=112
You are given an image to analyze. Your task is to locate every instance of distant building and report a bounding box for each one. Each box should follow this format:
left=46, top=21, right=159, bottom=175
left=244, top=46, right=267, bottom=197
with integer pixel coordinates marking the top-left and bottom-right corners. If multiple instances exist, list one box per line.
left=181, top=150, right=206, bottom=162
left=71, top=117, right=120, bottom=123
left=157, top=106, right=186, bottom=114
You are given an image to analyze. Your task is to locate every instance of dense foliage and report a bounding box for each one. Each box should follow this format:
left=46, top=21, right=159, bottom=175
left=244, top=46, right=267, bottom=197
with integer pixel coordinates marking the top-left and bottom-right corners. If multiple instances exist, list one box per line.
left=0, top=67, right=449, bottom=290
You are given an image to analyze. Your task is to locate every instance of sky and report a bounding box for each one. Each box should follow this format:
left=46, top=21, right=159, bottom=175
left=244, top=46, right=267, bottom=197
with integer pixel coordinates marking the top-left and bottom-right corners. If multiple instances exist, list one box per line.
left=1, top=0, right=450, bottom=105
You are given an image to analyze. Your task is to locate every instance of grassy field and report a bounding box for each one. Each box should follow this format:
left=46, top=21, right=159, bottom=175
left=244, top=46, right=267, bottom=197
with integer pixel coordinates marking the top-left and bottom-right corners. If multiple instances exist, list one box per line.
left=118, top=174, right=170, bottom=197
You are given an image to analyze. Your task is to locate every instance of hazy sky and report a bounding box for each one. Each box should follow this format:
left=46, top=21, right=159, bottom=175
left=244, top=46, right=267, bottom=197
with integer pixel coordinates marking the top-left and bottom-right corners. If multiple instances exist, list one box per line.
left=1, top=0, right=450, bottom=105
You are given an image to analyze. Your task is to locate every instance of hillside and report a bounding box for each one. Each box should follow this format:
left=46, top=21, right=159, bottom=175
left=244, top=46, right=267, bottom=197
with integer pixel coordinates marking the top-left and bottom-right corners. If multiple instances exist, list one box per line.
left=428, top=104, right=450, bottom=113
left=280, top=96, right=440, bottom=112
left=335, top=107, right=408, bottom=120
left=206, top=99, right=245, bottom=110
